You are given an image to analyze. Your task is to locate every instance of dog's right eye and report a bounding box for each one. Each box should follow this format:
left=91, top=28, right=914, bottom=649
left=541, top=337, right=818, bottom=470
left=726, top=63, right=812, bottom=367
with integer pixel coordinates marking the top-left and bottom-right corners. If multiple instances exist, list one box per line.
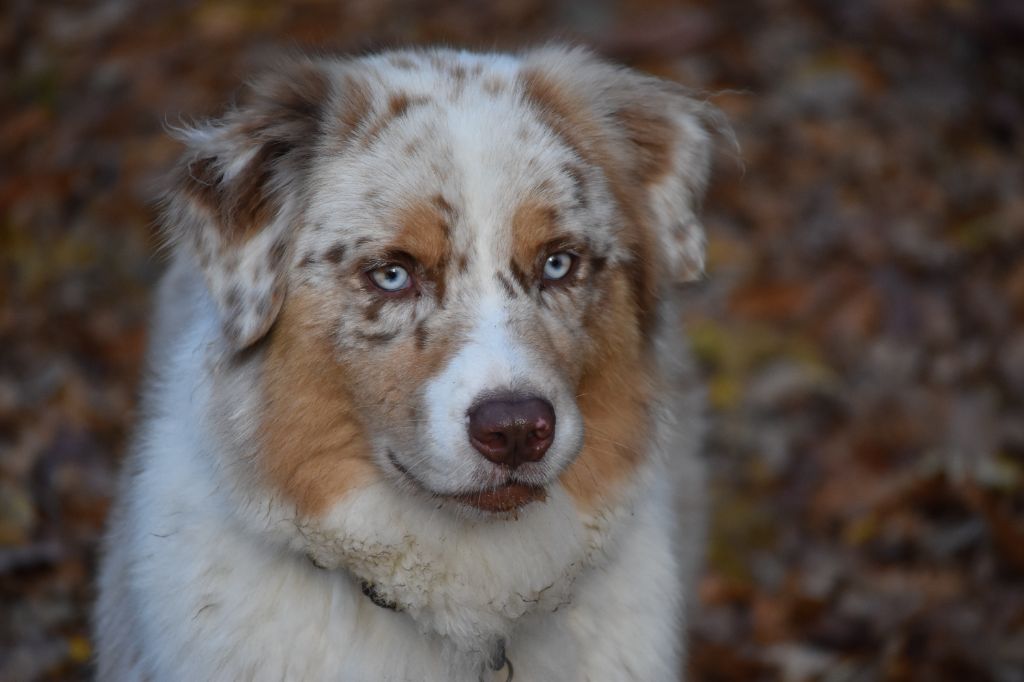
left=368, top=264, right=411, bottom=292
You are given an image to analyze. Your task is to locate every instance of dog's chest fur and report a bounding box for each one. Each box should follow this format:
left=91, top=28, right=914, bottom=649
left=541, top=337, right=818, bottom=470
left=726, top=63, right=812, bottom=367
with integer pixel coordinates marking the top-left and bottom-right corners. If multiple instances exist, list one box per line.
left=94, top=47, right=712, bottom=681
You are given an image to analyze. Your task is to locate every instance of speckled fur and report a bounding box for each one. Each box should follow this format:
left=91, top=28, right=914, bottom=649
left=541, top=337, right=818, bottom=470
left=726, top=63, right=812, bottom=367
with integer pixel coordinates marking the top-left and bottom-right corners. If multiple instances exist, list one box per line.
left=95, top=47, right=713, bottom=681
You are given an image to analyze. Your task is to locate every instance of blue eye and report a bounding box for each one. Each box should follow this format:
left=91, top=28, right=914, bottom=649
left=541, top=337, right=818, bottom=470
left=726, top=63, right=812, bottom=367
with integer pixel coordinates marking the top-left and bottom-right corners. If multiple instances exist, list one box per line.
left=369, top=264, right=410, bottom=292
left=542, top=252, right=574, bottom=280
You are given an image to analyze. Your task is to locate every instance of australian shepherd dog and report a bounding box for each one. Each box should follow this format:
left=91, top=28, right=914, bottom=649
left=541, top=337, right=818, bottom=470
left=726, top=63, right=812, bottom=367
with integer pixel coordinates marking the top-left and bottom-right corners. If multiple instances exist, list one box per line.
left=95, top=46, right=713, bottom=681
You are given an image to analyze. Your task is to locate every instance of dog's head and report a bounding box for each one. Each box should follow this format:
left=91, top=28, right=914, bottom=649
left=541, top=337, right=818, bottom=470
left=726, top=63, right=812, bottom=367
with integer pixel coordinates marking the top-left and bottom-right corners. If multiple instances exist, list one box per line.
left=166, top=48, right=710, bottom=522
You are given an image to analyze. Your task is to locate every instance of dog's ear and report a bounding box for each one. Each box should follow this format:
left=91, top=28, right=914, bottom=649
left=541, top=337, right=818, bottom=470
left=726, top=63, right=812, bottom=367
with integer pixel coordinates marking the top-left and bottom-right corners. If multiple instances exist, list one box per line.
left=163, top=58, right=335, bottom=349
left=520, top=47, right=714, bottom=283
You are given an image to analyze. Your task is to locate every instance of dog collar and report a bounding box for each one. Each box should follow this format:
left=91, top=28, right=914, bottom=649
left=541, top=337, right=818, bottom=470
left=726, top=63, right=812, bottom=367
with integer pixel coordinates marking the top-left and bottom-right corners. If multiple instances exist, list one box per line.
left=484, top=638, right=514, bottom=681
left=360, top=580, right=400, bottom=611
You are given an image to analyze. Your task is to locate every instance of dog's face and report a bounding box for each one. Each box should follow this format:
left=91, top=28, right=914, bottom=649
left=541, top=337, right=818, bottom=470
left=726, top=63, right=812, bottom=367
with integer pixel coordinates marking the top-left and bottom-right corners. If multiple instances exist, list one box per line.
left=169, top=48, right=710, bottom=522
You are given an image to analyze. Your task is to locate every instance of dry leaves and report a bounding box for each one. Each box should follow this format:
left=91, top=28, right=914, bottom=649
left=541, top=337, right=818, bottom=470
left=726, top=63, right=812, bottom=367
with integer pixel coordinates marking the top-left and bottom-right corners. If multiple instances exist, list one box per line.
left=1, top=1, right=1022, bottom=680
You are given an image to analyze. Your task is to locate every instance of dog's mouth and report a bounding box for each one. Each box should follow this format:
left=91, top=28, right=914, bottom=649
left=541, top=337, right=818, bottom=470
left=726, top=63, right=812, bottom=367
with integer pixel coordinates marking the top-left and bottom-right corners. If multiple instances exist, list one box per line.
left=450, top=483, right=548, bottom=513
left=387, top=449, right=548, bottom=513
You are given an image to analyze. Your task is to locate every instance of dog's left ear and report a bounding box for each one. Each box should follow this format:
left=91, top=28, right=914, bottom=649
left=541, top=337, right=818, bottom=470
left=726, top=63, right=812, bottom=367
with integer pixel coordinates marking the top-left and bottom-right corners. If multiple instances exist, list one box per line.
left=520, top=47, right=714, bottom=283
left=162, top=58, right=334, bottom=349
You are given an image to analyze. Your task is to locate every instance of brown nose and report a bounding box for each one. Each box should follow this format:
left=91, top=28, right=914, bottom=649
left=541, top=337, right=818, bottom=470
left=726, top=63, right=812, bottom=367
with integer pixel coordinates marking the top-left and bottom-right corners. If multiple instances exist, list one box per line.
left=468, top=397, right=556, bottom=468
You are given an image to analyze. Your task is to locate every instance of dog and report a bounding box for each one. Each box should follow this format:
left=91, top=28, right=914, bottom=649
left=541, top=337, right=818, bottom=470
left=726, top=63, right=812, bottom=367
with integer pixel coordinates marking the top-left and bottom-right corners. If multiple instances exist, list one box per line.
left=94, top=46, right=713, bottom=681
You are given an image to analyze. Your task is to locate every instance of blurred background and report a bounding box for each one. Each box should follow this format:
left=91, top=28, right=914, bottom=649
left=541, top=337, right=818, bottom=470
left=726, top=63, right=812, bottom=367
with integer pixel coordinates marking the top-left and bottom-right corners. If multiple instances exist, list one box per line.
left=1, top=0, right=1022, bottom=680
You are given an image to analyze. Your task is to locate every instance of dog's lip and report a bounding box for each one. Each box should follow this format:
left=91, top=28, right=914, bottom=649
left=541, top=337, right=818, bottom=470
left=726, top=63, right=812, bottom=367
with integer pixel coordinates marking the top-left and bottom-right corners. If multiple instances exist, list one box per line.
left=386, top=449, right=547, bottom=513
left=449, top=483, right=548, bottom=513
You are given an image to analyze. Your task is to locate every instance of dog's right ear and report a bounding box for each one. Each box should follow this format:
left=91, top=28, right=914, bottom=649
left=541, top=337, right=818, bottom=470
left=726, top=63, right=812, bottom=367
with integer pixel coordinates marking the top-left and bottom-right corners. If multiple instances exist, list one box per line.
left=163, top=58, right=349, bottom=350
left=519, top=47, right=717, bottom=286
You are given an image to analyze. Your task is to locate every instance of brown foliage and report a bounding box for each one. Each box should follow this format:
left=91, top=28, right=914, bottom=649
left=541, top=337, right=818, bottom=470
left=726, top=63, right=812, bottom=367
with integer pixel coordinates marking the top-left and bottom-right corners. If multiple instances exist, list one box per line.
left=2, top=1, right=1022, bottom=680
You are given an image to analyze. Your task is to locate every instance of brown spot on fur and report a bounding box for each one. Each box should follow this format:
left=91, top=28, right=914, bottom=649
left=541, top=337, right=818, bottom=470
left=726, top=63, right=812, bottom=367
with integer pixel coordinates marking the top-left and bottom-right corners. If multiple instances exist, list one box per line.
left=623, top=236, right=658, bottom=338
left=612, top=106, right=676, bottom=186
left=180, top=144, right=283, bottom=244
left=429, top=161, right=451, bottom=183
left=496, top=272, right=518, bottom=299
left=562, top=163, right=588, bottom=208
left=226, top=140, right=289, bottom=241
left=393, top=198, right=452, bottom=302
left=427, top=53, right=448, bottom=71
left=355, top=329, right=399, bottom=344
left=432, top=193, right=456, bottom=219
left=225, top=286, right=242, bottom=314
left=299, top=251, right=317, bottom=268
left=560, top=268, right=655, bottom=510
left=389, top=55, right=417, bottom=70
left=362, top=297, right=386, bottom=322
left=361, top=92, right=430, bottom=147
left=336, top=75, right=373, bottom=144
left=268, top=238, right=288, bottom=269
left=518, top=68, right=604, bottom=167
left=255, top=294, right=272, bottom=320
left=510, top=199, right=560, bottom=270
left=258, top=60, right=330, bottom=123
left=388, top=92, right=415, bottom=119
left=442, top=62, right=470, bottom=100
left=182, top=156, right=222, bottom=209
left=324, top=242, right=346, bottom=264
left=414, top=321, right=429, bottom=351
left=508, top=259, right=531, bottom=293
left=394, top=200, right=450, bottom=267
left=426, top=54, right=472, bottom=90
left=196, top=232, right=214, bottom=258
left=259, top=296, right=378, bottom=517
left=456, top=252, right=469, bottom=274
left=483, top=76, right=506, bottom=96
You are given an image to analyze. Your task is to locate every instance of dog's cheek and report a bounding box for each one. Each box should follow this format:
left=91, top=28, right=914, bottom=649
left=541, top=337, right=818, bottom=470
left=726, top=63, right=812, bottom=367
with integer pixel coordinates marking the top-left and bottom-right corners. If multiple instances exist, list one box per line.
left=255, top=295, right=381, bottom=519
left=520, top=305, right=584, bottom=390
left=341, top=322, right=460, bottom=441
left=559, top=268, right=656, bottom=511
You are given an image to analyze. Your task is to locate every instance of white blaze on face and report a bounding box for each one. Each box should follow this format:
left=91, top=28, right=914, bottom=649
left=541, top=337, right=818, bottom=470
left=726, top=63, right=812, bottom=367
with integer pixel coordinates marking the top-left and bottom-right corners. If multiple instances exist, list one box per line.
left=409, top=91, right=589, bottom=495
left=419, top=293, right=584, bottom=494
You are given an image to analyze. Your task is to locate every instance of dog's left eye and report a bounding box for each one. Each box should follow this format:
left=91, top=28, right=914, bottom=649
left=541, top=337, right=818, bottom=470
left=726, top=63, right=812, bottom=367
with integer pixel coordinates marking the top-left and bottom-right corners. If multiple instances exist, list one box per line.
left=368, top=264, right=411, bottom=292
left=542, top=252, right=575, bottom=281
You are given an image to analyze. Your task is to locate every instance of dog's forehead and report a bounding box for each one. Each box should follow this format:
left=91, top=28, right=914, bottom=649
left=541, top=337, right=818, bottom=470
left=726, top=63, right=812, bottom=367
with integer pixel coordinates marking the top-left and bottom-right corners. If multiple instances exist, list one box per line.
left=302, top=52, right=618, bottom=262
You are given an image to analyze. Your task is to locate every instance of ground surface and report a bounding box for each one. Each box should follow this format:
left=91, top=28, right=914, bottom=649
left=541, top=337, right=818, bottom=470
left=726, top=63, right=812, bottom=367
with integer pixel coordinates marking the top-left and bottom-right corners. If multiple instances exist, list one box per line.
left=2, top=1, right=1023, bottom=680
